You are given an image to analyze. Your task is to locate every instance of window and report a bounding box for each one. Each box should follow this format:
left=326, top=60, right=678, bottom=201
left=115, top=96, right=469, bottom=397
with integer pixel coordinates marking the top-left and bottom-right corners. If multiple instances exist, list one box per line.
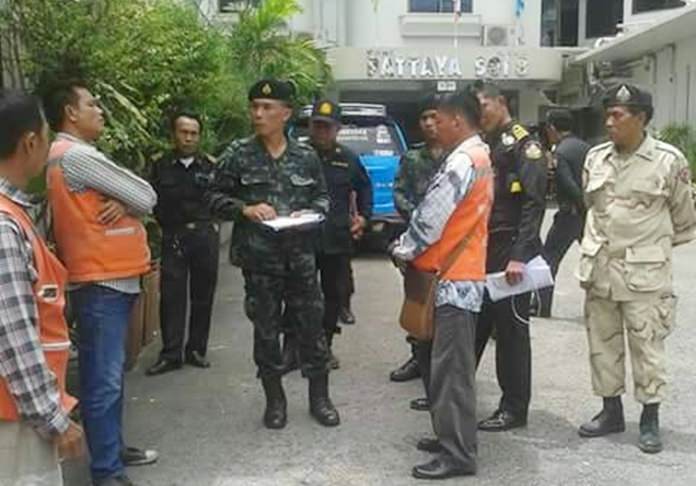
left=633, top=0, right=686, bottom=14
left=586, top=0, right=623, bottom=38
left=409, top=0, right=473, bottom=13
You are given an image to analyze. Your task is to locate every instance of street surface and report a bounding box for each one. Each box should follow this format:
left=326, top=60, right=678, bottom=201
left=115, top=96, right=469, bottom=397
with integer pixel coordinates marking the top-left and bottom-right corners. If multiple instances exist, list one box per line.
left=65, top=212, right=696, bottom=485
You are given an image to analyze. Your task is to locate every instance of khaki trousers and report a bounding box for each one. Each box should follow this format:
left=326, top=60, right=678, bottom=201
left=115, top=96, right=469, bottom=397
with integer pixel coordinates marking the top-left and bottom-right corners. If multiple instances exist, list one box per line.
left=0, top=421, right=62, bottom=486
left=584, top=293, right=676, bottom=404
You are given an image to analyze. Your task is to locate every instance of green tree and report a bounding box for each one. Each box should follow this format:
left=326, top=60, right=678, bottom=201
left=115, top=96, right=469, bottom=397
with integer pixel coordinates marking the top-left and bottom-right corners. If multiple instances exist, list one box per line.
left=229, top=0, right=332, bottom=103
left=658, top=123, right=696, bottom=179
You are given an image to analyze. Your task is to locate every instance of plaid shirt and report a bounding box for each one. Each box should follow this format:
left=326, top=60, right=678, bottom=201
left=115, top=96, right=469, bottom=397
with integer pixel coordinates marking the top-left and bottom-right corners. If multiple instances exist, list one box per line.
left=393, top=135, right=488, bottom=312
left=0, top=178, right=70, bottom=438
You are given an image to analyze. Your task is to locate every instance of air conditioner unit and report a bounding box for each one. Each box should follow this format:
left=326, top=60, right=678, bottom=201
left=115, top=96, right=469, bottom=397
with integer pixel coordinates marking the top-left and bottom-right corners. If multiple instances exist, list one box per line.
left=482, top=25, right=514, bottom=47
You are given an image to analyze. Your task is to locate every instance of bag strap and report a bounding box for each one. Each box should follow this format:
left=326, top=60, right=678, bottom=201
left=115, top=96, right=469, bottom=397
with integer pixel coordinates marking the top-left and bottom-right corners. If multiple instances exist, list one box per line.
left=437, top=234, right=472, bottom=278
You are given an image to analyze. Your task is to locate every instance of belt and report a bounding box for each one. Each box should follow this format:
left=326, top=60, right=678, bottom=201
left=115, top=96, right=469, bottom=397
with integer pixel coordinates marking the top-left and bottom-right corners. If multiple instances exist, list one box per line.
left=165, top=221, right=213, bottom=233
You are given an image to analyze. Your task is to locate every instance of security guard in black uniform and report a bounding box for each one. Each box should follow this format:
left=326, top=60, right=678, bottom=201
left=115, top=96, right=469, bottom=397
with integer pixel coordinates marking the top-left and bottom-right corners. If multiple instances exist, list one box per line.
left=473, top=82, right=547, bottom=431
left=536, top=109, right=590, bottom=317
left=310, top=100, right=372, bottom=368
left=147, top=111, right=219, bottom=376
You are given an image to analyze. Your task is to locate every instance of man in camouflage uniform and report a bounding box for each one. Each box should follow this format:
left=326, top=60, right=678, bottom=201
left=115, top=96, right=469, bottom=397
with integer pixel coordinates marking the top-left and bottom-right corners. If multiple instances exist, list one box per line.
left=390, top=95, right=444, bottom=413
left=207, top=79, right=339, bottom=429
left=577, top=84, right=696, bottom=453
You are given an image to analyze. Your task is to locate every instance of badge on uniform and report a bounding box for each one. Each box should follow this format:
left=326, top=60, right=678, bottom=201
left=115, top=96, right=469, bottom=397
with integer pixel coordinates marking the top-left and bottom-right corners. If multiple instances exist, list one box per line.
left=261, top=83, right=273, bottom=95
left=616, top=85, right=632, bottom=103
left=524, top=141, right=544, bottom=160
left=502, top=133, right=516, bottom=146
left=511, top=124, right=529, bottom=141
left=510, top=181, right=523, bottom=193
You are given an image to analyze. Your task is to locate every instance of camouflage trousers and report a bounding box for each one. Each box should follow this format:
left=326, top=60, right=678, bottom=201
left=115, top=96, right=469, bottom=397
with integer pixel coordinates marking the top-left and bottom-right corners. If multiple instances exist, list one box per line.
left=242, top=269, right=329, bottom=379
left=584, top=293, right=677, bottom=404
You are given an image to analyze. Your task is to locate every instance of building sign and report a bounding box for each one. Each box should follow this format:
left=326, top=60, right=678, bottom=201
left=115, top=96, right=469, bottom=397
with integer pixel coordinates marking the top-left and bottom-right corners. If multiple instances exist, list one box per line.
left=366, top=50, right=530, bottom=80
left=474, top=52, right=529, bottom=78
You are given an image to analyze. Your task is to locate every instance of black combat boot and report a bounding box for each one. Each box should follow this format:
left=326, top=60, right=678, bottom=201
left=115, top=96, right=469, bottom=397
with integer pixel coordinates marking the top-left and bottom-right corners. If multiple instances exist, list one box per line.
left=578, top=397, right=625, bottom=438
left=261, top=377, right=287, bottom=429
left=309, top=374, right=340, bottom=427
left=639, top=404, right=663, bottom=454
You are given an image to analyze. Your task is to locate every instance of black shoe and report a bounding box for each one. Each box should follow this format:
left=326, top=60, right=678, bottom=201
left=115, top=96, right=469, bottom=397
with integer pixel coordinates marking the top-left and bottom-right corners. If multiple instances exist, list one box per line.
left=478, top=409, right=527, bottom=432
left=638, top=404, right=663, bottom=454
left=309, top=375, right=340, bottom=427
left=416, top=437, right=443, bottom=453
left=390, top=357, right=420, bottom=382
left=578, top=397, right=625, bottom=438
left=145, top=358, right=182, bottom=376
left=93, top=475, right=135, bottom=486
left=262, top=377, right=287, bottom=429
left=185, top=350, right=210, bottom=369
left=412, top=455, right=475, bottom=480
left=338, top=306, right=356, bottom=325
left=410, top=397, right=430, bottom=412
left=121, top=446, right=158, bottom=466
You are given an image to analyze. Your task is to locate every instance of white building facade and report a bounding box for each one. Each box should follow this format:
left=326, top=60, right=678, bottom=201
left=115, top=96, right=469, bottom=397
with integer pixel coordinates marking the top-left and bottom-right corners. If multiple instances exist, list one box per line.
left=203, top=0, right=572, bottom=139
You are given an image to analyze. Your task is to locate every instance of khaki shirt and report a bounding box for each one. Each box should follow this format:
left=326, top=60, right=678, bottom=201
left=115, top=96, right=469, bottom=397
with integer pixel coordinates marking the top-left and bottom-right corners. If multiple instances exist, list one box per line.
left=578, top=134, right=696, bottom=301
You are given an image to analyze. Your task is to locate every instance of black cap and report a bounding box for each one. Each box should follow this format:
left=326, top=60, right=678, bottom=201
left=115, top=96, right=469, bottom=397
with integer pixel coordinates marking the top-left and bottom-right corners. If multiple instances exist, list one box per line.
left=418, top=93, right=439, bottom=115
left=602, top=84, right=652, bottom=109
left=248, top=79, right=295, bottom=102
left=546, top=109, right=573, bottom=131
left=310, top=99, right=341, bottom=124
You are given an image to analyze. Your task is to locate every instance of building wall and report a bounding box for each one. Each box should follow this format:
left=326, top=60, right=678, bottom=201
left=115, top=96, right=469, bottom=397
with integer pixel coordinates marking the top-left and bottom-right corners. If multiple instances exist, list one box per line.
left=344, top=0, right=543, bottom=48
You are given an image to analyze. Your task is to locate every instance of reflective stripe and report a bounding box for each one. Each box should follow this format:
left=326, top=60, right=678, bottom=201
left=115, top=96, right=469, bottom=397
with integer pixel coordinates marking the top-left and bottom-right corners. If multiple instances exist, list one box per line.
left=41, top=341, right=71, bottom=351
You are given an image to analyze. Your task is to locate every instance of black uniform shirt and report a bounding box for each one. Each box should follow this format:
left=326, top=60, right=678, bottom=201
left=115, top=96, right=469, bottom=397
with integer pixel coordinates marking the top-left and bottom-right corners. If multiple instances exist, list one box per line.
left=554, top=134, right=590, bottom=213
left=150, top=152, right=216, bottom=230
left=486, top=121, right=548, bottom=272
left=315, top=142, right=373, bottom=254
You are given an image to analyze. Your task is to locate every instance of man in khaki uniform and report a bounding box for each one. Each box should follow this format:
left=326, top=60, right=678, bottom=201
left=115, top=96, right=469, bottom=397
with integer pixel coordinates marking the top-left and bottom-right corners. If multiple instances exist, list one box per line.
left=577, top=83, right=696, bottom=454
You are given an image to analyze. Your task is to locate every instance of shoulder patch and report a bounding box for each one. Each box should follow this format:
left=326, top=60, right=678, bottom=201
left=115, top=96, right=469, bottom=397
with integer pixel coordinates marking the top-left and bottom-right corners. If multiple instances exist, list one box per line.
left=511, top=124, right=529, bottom=141
left=678, top=166, right=692, bottom=184
left=523, top=141, right=544, bottom=160
left=501, top=132, right=516, bottom=147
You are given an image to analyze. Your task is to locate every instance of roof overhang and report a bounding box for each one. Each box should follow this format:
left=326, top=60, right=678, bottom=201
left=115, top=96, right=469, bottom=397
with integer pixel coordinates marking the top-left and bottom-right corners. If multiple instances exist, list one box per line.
left=574, top=4, right=696, bottom=64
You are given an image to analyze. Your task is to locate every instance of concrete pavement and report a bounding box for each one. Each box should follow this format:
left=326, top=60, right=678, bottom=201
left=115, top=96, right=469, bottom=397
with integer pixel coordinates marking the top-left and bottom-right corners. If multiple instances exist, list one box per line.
left=64, top=213, right=696, bottom=485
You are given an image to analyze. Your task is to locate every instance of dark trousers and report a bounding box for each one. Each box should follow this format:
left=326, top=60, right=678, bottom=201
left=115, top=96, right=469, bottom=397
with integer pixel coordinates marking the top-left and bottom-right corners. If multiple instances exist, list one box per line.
left=341, top=257, right=355, bottom=310
left=243, top=269, right=329, bottom=379
left=159, top=224, right=219, bottom=361
left=538, top=210, right=584, bottom=316
left=476, top=292, right=532, bottom=419
left=430, top=305, right=477, bottom=470
left=316, top=252, right=351, bottom=339
left=414, top=339, right=432, bottom=398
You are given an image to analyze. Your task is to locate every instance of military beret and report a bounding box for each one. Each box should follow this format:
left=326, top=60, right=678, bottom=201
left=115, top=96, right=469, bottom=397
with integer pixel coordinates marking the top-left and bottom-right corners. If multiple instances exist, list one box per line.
left=602, top=84, right=653, bottom=109
left=248, top=79, right=296, bottom=102
left=418, top=93, right=439, bottom=115
left=310, top=99, right=341, bottom=124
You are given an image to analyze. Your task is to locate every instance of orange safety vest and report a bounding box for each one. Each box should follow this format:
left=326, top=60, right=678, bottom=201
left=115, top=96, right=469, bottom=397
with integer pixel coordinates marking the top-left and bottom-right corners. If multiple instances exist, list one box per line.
left=413, top=144, right=493, bottom=281
left=0, top=194, right=77, bottom=421
left=46, top=139, right=150, bottom=283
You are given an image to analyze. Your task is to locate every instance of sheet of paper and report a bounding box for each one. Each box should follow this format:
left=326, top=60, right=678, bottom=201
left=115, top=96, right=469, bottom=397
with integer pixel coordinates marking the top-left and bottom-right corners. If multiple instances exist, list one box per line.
left=260, top=213, right=324, bottom=232
left=485, top=255, right=554, bottom=302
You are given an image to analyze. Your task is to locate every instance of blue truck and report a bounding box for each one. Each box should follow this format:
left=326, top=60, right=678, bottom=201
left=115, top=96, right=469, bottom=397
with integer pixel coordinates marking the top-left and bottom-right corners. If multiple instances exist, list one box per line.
left=291, top=103, right=408, bottom=249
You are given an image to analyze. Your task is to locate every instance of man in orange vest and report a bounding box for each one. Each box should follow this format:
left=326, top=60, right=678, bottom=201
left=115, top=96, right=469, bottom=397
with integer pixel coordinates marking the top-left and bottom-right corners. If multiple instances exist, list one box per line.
left=0, top=90, right=84, bottom=485
left=390, top=88, right=493, bottom=480
left=43, top=81, right=158, bottom=486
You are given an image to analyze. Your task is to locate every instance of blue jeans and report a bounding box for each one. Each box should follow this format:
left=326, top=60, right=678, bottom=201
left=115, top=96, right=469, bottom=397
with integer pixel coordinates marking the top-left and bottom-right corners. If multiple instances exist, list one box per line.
left=71, top=285, right=137, bottom=480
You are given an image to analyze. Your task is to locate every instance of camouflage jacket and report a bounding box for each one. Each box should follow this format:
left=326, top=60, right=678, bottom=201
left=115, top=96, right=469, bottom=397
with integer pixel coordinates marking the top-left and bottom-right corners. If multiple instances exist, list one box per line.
left=208, top=136, right=329, bottom=275
left=393, top=145, right=443, bottom=221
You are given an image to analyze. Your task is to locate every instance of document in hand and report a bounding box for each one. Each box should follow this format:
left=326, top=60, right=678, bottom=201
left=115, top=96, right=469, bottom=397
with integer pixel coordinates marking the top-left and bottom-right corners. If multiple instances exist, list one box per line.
left=485, top=256, right=554, bottom=302
left=260, top=212, right=325, bottom=232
